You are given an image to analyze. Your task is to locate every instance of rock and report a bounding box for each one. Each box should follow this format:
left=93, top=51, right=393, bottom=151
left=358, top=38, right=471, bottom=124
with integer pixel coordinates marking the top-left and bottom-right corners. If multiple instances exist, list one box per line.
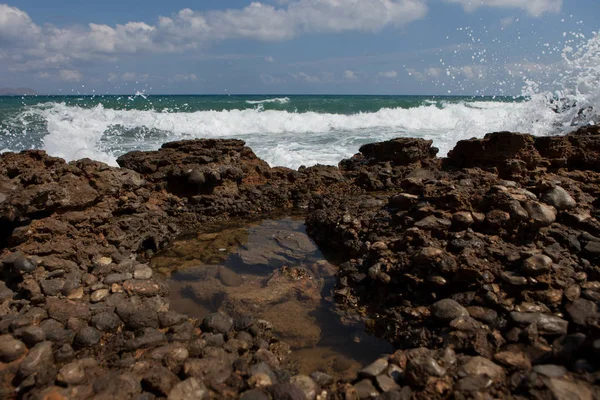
left=57, top=358, right=97, bottom=385
left=454, top=376, right=493, bottom=392
left=533, top=364, right=567, bottom=378
left=376, top=374, right=401, bottom=393
left=510, top=312, right=569, bottom=335
left=0, top=335, right=27, bottom=362
left=290, top=375, right=317, bottom=400
left=74, top=326, right=102, bottom=348
left=414, top=216, right=452, bottom=231
left=565, top=298, right=598, bottom=326
left=202, top=312, right=233, bottom=334
left=353, top=379, right=379, bottom=399
left=523, top=201, right=556, bottom=227
left=168, top=377, right=208, bottom=400
left=134, top=266, right=153, bottom=280
left=159, top=311, right=188, bottom=328
left=104, top=273, right=133, bottom=285
left=240, top=389, right=270, bottom=400
left=20, top=326, right=45, bottom=346
left=310, top=371, right=333, bottom=387
left=90, top=289, right=110, bottom=303
left=494, top=351, right=531, bottom=370
left=19, top=341, right=54, bottom=378
left=40, top=279, right=65, bottom=296
left=116, top=303, right=159, bottom=329
left=125, top=327, right=167, bottom=350
left=91, top=312, right=121, bottom=332
left=583, top=241, right=600, bottom=255
left=142, top=366, right=180, bottom=396
left=459, top=357, right=505, bottom=382
left=359, top=358, right=389, bottom=378
left=541, top=186, right=576, bottom=210
left=404, top=355, right=446, bottom=387
left=522, top=254, right=553, bottom=275
left=13, top=255, right=36, bottom=273
left=431, top=299, right=469, bottom=322
left=545, top=377, right=593, bottom=400
left=358, top=137, right=438, bottom=165
left=389, top=193, right=419, bottom=209
left=218, top=266, right=243, bottom=287
left=501, top=271, right=528, bottom=286
left=46, top=298, right=90, bottom=324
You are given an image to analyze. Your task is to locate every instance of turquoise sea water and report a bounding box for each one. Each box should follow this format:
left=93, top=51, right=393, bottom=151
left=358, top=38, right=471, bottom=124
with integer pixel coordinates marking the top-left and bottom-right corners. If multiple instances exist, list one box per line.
left=0, top=94, right=595, bottom=168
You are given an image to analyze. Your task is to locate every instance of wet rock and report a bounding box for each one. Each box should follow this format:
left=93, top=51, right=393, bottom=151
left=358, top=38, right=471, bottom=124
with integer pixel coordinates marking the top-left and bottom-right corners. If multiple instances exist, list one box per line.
left=431, top=299, right=469, bottom=322
left=0, top=335, right=27, bottom=362
left=310, top=371, right=333, bottom=387
left=167, top=377, right=208, bottom=400
left=240, top=389, right=270, bottom=400
left=126, top=327, right=167, bottom=350
left=359, top=358, right=389, bottom=378
left=521, top=254, right=553, bottom=275
left=454, top=375, right=493, bottom=392
left=116, top=303, right=159, bottom=329
left=353, top=379, right=379, bottom=399
left=290, top=375, right=317, bottom=400
left=134, top=266, right=153, bottom=280
left=459, top=357, right=505, bottom=382
left=104, top=273, right=133, bottom=285
left=202, top=312, right=233, bottom=334
left=376, top=374, right=401, bottom=393
left=541, top=186, right=576, bottom=210
left=218, top=266, right=243, bottom=287
left=404, top=355, right=446, bottom=387
left=159, top=311, right=188, bottom=328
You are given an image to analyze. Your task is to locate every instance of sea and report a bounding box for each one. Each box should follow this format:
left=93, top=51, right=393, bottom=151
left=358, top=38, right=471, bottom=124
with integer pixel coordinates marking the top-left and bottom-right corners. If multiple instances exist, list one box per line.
left=1, top=35, right=598, bottom=170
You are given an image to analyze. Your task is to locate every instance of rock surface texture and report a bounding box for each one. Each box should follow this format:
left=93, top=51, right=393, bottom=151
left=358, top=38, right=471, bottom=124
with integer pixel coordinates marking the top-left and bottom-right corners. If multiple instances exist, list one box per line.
left=0, top=127, right=599, bottom=398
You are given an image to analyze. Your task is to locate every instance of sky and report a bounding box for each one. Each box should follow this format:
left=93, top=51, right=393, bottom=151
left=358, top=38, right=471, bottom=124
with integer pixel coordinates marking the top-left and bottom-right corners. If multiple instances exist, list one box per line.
left=0, top=0, right=598, bottom=95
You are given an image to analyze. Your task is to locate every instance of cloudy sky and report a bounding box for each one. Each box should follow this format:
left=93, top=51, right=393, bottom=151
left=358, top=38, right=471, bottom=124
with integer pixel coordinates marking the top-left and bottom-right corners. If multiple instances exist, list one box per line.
left=0, top=0, right=597, bottom=95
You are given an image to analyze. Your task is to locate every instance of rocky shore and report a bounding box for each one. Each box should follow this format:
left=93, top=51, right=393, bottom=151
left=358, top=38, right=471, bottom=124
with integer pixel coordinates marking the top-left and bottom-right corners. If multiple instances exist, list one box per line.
left=1, top=127, right=599, bottom=399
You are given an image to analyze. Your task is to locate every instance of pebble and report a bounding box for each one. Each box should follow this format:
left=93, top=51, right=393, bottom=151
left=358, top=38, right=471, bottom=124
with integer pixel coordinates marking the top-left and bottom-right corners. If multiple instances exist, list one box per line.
left=431, top=299, right=469, bottom=322
left=14, top=255, right=36, bottom=273
left=202, top=313, right=233, bottom=334
left=90, top=289, right=110, bottom=303
left=290, top=375, right=317, bottom=400
left=541, top=186, right=576, bottom=210
left=74, top=326, right=102, bottom=348
left=522, top=254, right=553, bottom=275
left=0, top=335, right=27, bottom=362
left=353, top=379, right=379, bottom=399
left=533, top=364, right=567, bottom=378
left=134, top=266, right=153, bottom=280
left=459, top=357, right=505, bottom=382
left=359, top=358, right=389, bottom=378
left=20, top=325, right=46, bottom=346
left=168, top=377, right=208, bottom=400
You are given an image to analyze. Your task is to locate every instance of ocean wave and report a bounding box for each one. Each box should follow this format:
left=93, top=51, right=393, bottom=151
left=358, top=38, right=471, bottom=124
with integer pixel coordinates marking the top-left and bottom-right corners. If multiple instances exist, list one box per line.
left=245, top=97, right=290, bottom=105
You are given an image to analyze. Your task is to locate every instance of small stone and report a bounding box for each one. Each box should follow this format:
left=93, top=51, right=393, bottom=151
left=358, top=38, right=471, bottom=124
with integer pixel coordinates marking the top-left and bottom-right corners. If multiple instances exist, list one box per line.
left=125, top=327, right=167, bottom=350
left=522, top=254, right=553, bottom=275
left=405, top=355, right=446, bottom=387
left=353, top=379, right=379, bottom=399
left=565, top=299, right=598, bottom=327
left=134, top=266, right=153, bottom=280
left=142, top=366, right=180, bottom=396
left=57, top=358, right=97, bottom=385
left=159, top=311, right=188, bottom=328
left=94, top=257, right=112, bottom=267
left=168, top=377, right=208, bottom=400
left=20, top=326, right=45, bottom=346
left=454, top=376, right=493, bottom=392
left=431, top=299, right=469, bottom=322
left=510, top=312, right=568, bottom=335
left=565, top=285, right=581, bottom=302
left=123, top=280, right=161, bottom=296
left=376, top=374, right=401, bottom=393
left=414, top=215, right=452, bottom=231
left=534, top=364, right=567, bottom=378
left=90, top=289, right=109, bottom=303
left=240, top=389, right=270, bottom=400
left=359, top=358, right=389, bottom=378
left=523, top=201, right=556, bottom=227
left=541, top=186, right=576, bottom=210
left=389, top=193, right=419, bottom=209
left=55, top=344, right=75, bottom=363
left=74, top=326, right=102, bottom=347
left=0, top=335, right=27, bottom=362
left=19, top=341, right=54, bottom=378
left=583, top=241, right=600, bottom=255
left=91, top=312, right=121, bottom=332
left=453, top=211, right=474, bottom=226
left=14, top=255, right=36, bottom=273
left=546, top=377, right=593, bottom=400
left=188, top=170, right=206, bottom=186
left=501, top=271, right=528, bottom=285
left=310, top=371, right=333, bottom=387
left=202, top=313, right=233, bottom=334
left=67, top=287, right=84, bottom=300
left=104, top=273, right=132, bottom=285
left=290, top=375, right=317, bottom=400
left=459, top=357, right=505, bottom=382
left=494, top=351, right=532, bottom=370
left=40, top=279, right=65, bottom=296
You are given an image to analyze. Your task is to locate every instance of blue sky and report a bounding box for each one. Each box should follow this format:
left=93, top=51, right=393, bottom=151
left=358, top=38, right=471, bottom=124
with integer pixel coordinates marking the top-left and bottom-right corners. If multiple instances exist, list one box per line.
left=0, top=0, right=597, bottom=95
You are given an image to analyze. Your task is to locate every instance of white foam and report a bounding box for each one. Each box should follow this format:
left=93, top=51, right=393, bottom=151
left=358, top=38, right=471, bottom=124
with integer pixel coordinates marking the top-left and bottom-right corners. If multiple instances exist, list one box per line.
left=245, top=97, right=290, bottom=105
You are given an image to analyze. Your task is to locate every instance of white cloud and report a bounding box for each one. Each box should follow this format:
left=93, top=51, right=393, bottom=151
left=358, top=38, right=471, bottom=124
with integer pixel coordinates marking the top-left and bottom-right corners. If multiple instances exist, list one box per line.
left=291, top=71, right=321, bottom=83
left=500, top=16, right=515, bottom=29
left=172, top=73, right=198, bottom=82
left=379, top=70, right=397, bottom=78
left=344, top=70, right=357, bottom=80
left=426, top=67, right=442, bottom=77
left=260, top=73, right=285, bottom=85
left=444, top=0, right=561, bottom=17
left=0, top=1, right=429, bottom=76
left=265, top=56, right=274, bottom=62
left=59, top=69, right=82, bottom=82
